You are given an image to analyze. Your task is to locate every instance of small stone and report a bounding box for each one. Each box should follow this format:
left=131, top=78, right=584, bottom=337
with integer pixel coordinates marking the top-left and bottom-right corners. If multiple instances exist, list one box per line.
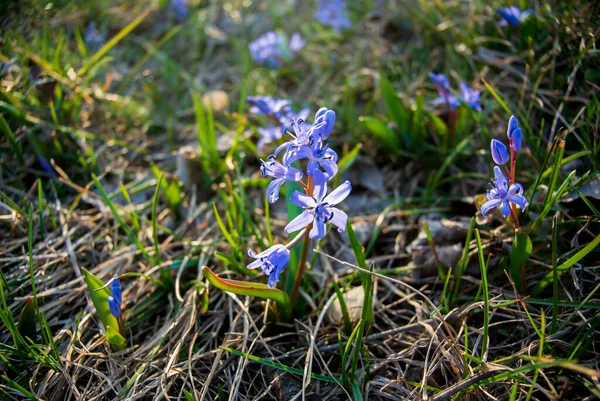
left=202, top=90, right=229, bottom=113
left=327, top=286, right=367, bottom=326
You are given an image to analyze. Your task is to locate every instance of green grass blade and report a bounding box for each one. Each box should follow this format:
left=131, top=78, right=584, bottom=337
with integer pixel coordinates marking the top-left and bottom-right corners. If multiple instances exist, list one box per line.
left=532, top=233, right=600, bottom=296
left=221, top=346, right=342, bottom=383
left=475, top=229, right=489, bottom=360
left=77, top=7, right=153, bottom=77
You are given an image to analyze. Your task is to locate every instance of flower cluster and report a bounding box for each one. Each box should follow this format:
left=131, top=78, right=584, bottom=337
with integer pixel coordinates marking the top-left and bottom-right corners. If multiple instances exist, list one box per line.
left=315, top=0, right=352, bottom=33
left=496, top=6, right=533, bottom=27
left=248, top=107, right=352, bottom=287
left=248, top=96, right=310, bottom=152
left=482, top=115, right=527, bottom=219
left=249, top=31, right=306, bottom=69
left=429, top=73, right=482, bottom=111
left=107, top=275, right=122, bottom=318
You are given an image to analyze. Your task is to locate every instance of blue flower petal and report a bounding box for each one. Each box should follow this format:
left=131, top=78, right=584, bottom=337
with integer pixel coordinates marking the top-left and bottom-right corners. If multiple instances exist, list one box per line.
left=290, top=191, right=317, bottom=209
left=481, top=199, right=501, bottom=216
left=309, top=219, right=327, bottom=239
left=324, top=180, right=352, bottom=205
left=329, top=207, right=348, bottom=231
left=285, top=209, right=315, bottom=233
left=499, top=200, right=512, bottom=218
left=266, top=178, right=285, bottom=203
left=311, top=169, right=327, bottom=203
left=108, top=296, right=121, bottom=318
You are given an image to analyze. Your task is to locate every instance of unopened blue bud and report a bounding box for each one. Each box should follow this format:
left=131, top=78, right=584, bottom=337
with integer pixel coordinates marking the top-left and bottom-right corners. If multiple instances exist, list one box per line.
left=491, top=139, right=509, bottom=165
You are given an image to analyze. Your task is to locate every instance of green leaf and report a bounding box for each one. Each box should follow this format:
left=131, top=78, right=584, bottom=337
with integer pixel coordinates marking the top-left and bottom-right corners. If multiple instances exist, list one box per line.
left=17, top=296, right=37, bottom=342
left=183, top=390, right=196, bottom=401
left=78, top=7, right=153, bottom=77
left=510, top=232, right=532, bottom=294
left=284, top=179, right=303, bottom=294
left=202, top=266, right=291, bottom=321
left=106, top=325, right=127, bottom=351
left=221, top=346, right=341, bottom=383
left=532, top=233, right=600, bottom=296
left=380, top=73, right=409, bottom=133
left=82, top=268, right=121, bottom=336
left=359, top=116, right=401, bottom=153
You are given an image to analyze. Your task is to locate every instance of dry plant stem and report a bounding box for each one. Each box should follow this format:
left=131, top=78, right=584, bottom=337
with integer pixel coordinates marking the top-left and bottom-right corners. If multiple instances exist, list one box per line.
left=117, top=316, right=125, bottom=337
left=290, top=175, right=313, bottom=306
left=448, top=108, right=457, bottom=145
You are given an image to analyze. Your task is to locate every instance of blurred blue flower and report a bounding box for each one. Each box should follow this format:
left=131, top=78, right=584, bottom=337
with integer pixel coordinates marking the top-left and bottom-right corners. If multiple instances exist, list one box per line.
left=108, top=275, right=122, bottom=318
left=248, top=96, right=310, bottom=151
left=84, top=23, right=105, bottom=49
left=315, top=0, right=352, bottom=33
left=497, top=6, right=533, bottom=27
left=170, top=0, right=188, bottom=21
left=459, top=81, right=482, bottom=111
left=249, top=31, right=305, bottom=69
left=285, top=170, right=351, bottom=239
left=430, top=72, right=460, bottom=109
left=429, top=72, right=451, bottom=95
left=247, top=244, right=290, bottom=288
left=506, top=115, right=522, bottom=152
left=261, top=156, right=303, bottom=203
left=482, top=166, right=527, bottom=217
left=491, top=139, right=509, bottom=165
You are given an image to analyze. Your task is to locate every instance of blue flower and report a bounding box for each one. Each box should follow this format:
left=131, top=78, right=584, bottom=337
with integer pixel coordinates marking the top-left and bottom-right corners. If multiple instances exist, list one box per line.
left=248, top=96, right=311, bottom=151
left=506, top=115, right=522, bottom=152
left=170, top=0, right=188, bottom=21
left=497, top=6, right=533, bottom=27
left=261, top=156, right=303, bottom=203
left=459, top=81, right=482, bottom=111
left=482, top=166, right=527, bottom=218
left=247, top=244, right=290, bottom=288
left=429, top=72, right=451, bottom=95
left=491, top=139, right=509, bottom=165
left=284, top=134, right=339, bottom=178
left=430, top=73, right=460, bottom=109
left=274, top=118, right=318, bottom=162
left=249, top=31, right=304, bottom=69
left=84, top=23, right=105, bottom=49
left=107, top=275, right=122, bottom=318
left=285, top=170, right=351, bottom=239
left=312, top=107, right=336, bottom=140
left=315, top=0, right=352, bottom=33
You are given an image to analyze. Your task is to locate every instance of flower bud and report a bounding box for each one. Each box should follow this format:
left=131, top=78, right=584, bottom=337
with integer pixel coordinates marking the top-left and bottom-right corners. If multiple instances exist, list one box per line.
left=491, top=139, right=509, bottom=165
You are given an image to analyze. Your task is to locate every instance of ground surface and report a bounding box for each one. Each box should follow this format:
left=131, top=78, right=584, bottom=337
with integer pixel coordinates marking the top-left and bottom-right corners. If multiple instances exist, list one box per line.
left=1, top=1, right=599, bottom=400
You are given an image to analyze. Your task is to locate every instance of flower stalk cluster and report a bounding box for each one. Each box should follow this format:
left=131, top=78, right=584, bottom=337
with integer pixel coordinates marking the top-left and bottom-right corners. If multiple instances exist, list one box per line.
left=248, top=106, right=352, bottom=303
left=483, top=115, right=527, bottom=229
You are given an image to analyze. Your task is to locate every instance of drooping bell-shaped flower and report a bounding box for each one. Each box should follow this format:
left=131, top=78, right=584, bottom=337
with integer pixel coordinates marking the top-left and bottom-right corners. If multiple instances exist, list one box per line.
left=481, top=166, right=527, bottom=218
left=247, top=245, right=290, bottom=288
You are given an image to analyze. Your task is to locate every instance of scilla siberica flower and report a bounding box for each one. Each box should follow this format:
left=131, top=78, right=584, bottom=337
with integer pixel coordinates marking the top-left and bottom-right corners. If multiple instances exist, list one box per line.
left=459, top=82, right=482, bottom=111
left=481, top=166, right=527, bottom=218
left=248, top=96, right=310, bottom=151
left=247, top=245, right=290, bottom=288
left=170, top=0, right=188, bottom=21
left=315, top=0, right=352, bottom=33
left=84, top=23, right=105, bottom=49
left=261, top=156, right=303, bottom=203
left=506, top=115, right=522, bottom=152
left=107, top=275, right=122, bottom=318
left=285, top=169, right=351, bottom=239
left=497, top=6, right=533, bottom=28
left=250, top=106, right=351, bottom=286
left=249, top=31, right=305, bottom=69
